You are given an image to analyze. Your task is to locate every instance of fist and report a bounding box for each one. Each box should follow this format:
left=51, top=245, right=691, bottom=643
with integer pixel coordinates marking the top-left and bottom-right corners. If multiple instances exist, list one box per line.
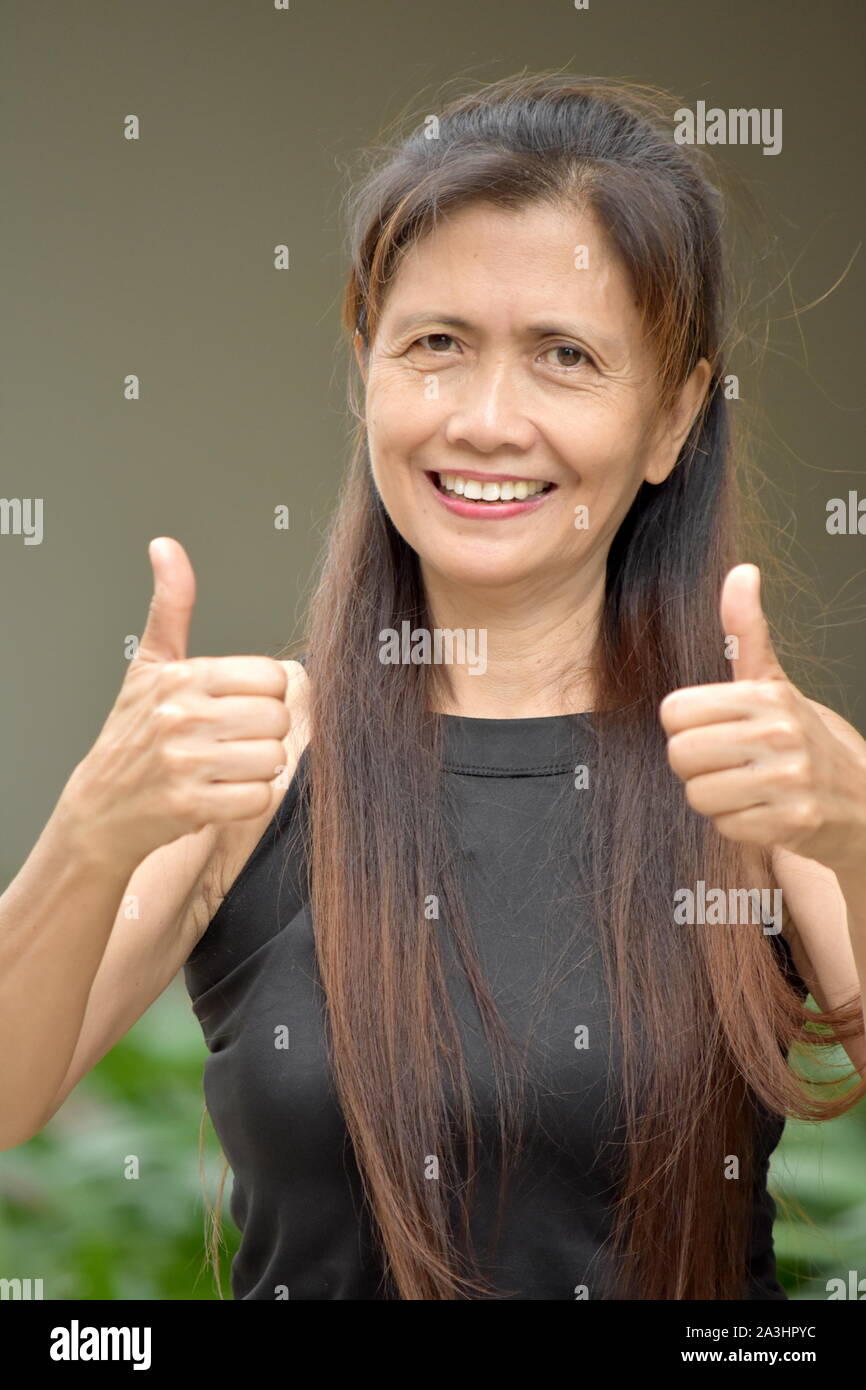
left=65, top=538, right=292, bottom=868
left=659, top=564, right=866, bottom=873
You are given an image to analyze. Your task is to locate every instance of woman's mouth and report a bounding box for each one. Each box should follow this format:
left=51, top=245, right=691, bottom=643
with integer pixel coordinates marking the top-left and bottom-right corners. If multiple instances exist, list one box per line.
left=424, top=470, right=557, bottom=519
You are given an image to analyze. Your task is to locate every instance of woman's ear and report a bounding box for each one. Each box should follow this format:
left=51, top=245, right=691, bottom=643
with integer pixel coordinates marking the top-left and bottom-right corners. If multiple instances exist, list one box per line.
left=643, top=356, right=712, bottom=485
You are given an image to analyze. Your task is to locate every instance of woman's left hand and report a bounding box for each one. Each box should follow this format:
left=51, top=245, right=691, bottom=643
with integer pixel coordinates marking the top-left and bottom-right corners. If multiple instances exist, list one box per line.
left=659, top=564, right=866, bottom=877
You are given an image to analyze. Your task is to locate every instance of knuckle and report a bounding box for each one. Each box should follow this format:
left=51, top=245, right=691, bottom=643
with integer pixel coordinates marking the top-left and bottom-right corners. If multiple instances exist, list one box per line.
left=152, top=695, right=207, bottom=734
left=248, top=657, right=289, bottom=696
left=160, top=661, right=196, bottom=690
left=667, top=739, right=695, bottom=783
left=764, top=718, right=800, bottom=749
left=267, top=739, right=288, bottom=770
left=152, top=700, right=188, bottom=731
left=220, top=782, right=271, bottom=820
left=163, top=782, right=196, bottom=820
left=758, top=680, right=789, bottom=709
left=793, top=796, right=821, bottom=831
left=248, top=782, right=273, bottom=813
left=684, top=782, right=702, bottom=812
left=269, top=702, right=292, bottom=738
left=666, top=733, right=688, bottom=774
left=776, top=755, right=808, bottom=786
left=159, top=742, right=198, bottom=776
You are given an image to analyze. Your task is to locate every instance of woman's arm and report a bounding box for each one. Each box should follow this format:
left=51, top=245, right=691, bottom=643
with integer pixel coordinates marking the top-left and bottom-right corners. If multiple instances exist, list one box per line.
left=660, top=566, right=866, bottom=1083
left=773, top=843, right=866, bottom=1080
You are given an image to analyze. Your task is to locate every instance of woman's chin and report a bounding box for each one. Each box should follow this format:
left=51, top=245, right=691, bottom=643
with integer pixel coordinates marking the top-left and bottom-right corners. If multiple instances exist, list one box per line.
left=418, top=551, right=544, bottom=592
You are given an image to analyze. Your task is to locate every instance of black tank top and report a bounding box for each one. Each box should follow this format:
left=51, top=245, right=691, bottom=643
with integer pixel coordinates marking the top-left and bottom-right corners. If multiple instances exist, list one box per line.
left=183, top=688, right=804, bottom=1300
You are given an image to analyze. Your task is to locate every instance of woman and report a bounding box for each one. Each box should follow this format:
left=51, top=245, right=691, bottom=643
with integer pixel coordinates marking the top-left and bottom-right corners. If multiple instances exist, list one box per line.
left=3, top=73, right=865, bottom=1301
left=193, top=70, right=866, bottom=1300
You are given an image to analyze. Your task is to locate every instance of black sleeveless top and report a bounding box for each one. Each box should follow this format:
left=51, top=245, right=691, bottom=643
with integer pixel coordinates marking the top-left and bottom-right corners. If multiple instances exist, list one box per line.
left=183, top=696, right=805, bottom=1301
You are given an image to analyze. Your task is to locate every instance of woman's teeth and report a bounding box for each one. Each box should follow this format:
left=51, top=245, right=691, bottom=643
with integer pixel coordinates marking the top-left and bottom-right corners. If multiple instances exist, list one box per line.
left=436, top=473, right=553, bottom=502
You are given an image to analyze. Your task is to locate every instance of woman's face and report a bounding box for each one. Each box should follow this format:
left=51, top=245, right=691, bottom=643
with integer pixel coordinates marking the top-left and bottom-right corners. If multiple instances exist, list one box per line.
left=355, top=200, right=708, bottom=597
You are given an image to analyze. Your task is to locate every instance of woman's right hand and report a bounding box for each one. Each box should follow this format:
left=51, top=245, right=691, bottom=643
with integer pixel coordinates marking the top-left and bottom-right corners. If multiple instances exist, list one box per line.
left=62, top=537, right=292, bottom=870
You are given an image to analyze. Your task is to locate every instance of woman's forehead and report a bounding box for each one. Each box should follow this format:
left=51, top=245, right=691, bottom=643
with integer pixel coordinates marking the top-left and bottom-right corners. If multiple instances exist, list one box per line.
left=376, top=203, right=644, bottom=359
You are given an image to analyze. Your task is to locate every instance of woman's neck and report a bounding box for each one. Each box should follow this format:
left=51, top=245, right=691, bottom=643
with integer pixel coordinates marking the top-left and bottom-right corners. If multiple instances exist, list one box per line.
left=421, top=565, right=603, bottom=718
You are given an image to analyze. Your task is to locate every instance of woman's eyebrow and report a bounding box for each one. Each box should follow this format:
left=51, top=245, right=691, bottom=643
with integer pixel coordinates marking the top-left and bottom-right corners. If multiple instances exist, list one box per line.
left=389, top=310, right=621, bottom=353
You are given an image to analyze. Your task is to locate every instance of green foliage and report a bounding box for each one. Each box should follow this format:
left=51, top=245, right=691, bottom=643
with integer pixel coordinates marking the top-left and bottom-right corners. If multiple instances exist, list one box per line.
left=769, top=1041, right=866, bottom=1300
left=0, top=978, right=237, bottom=1300
left=1, top=980, right=863, bottom=1300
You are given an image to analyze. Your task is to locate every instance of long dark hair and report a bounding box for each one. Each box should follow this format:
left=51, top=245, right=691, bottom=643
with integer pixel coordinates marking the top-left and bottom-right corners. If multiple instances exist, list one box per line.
left=205, top=72, right=866, bottom=1299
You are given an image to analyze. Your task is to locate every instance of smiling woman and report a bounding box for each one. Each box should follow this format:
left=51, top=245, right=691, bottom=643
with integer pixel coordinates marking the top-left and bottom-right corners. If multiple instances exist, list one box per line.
left=357, top=196, right=709, bottom=621
left=184, top=71, right=866, bottom=1301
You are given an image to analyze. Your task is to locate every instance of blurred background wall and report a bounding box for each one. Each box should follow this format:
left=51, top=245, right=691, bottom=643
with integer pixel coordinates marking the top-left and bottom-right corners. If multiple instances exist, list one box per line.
left=1, top=0, right=864, bottom=1298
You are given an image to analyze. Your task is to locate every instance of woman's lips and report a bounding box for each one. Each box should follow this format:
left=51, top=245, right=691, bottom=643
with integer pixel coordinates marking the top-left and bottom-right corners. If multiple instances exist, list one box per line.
left=423, top=470, right=557, bottom=520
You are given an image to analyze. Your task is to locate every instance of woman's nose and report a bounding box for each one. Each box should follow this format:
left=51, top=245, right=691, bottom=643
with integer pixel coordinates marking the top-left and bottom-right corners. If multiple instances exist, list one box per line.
left=442, top=359, right=537, bottom=454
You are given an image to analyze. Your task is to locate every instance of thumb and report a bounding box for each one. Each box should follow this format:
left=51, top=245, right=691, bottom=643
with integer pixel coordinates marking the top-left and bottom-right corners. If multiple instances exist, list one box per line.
left=136, top=537, right=196, bottom=664
left=720, top=563, right=785, bottom=683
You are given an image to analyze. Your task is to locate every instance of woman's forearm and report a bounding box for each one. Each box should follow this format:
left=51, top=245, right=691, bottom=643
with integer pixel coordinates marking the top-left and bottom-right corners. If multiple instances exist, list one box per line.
left=0, top=784, right=139, bottom=1149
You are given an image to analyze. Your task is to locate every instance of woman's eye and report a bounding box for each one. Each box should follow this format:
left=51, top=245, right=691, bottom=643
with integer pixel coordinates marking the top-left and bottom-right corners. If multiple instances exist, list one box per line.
left=411, top=333, right=458, bottom=354
left=407, top=337, right=593, bottom=369
left=541, top=344, right=592, bottom=370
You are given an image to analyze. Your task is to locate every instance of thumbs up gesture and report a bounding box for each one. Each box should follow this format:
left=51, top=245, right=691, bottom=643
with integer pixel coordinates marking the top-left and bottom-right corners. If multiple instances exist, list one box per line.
left=64, top=538, right=292, bottom=871
left=659, top=564, right=866, bottom=874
